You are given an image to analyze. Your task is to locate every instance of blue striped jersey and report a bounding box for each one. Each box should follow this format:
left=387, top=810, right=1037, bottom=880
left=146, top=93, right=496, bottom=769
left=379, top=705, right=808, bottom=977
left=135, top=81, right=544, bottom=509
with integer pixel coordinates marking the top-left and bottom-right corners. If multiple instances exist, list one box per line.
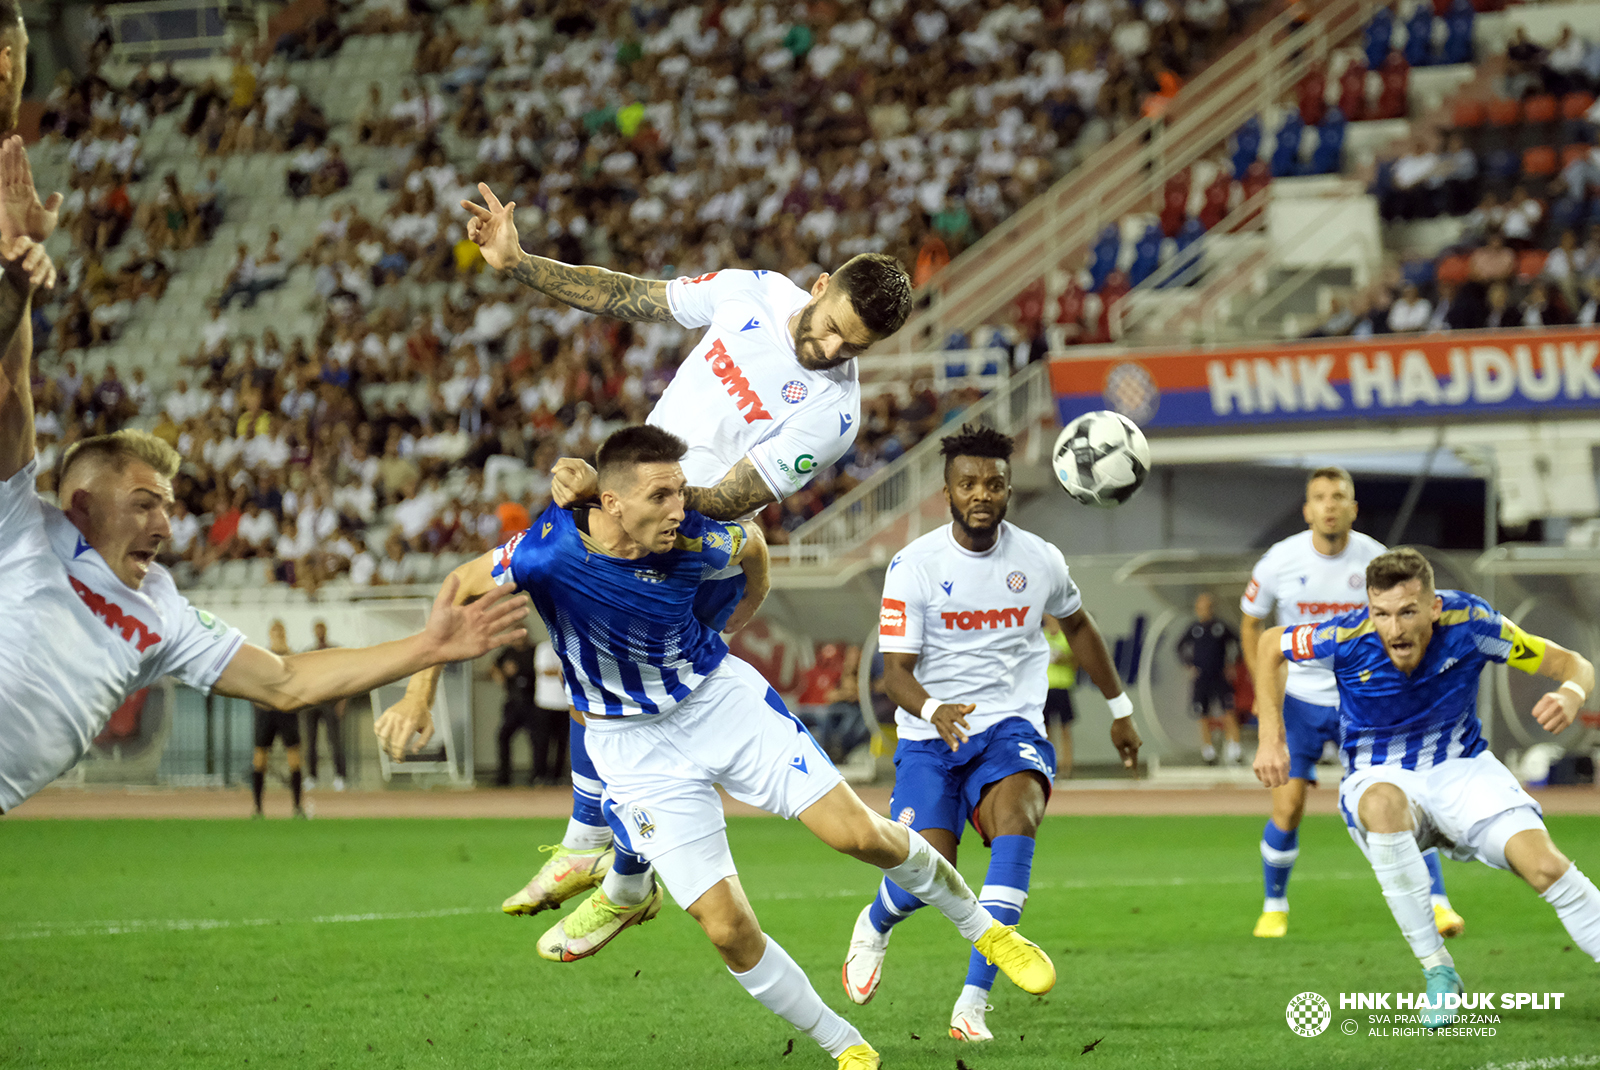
left=1280, top=589, right=1546, bottom=775
left=490, top=503, right=747, bottom=719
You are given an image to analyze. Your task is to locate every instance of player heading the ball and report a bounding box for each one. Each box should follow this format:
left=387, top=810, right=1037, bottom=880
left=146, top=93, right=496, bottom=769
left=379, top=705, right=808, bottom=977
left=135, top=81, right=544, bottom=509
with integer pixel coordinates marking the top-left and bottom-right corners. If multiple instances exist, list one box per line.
left=1254, top=548, right=1600, bottom=1026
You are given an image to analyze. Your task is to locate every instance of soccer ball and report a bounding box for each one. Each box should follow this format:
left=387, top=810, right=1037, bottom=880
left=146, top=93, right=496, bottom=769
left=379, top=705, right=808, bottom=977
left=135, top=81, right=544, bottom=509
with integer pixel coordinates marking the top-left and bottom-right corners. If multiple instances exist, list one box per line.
left=1052, top=410, right=1151, bottom=507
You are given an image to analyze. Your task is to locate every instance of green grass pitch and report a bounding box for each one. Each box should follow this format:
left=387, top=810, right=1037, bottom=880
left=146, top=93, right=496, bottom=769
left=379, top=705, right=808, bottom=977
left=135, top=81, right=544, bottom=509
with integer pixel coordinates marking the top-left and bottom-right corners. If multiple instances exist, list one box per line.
left=3, top=813, right=1597, bottom=1070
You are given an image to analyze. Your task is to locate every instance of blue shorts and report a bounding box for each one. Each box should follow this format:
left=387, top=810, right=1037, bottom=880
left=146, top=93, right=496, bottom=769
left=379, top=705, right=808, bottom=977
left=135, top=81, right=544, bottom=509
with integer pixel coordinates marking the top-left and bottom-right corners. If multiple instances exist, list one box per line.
left=890, top=717, right=1055, bottom=847
left=693, top=573, right=748, bottom=633
left=1284, top=694, right=1340, bottom=783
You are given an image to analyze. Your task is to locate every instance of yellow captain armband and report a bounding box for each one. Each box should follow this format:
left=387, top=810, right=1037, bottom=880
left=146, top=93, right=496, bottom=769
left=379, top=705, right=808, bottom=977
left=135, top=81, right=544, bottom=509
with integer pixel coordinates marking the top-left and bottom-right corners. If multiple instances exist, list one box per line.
left=1504, top=621, right=1547, bottom=674
left=725, top=522, right=746, bottom=558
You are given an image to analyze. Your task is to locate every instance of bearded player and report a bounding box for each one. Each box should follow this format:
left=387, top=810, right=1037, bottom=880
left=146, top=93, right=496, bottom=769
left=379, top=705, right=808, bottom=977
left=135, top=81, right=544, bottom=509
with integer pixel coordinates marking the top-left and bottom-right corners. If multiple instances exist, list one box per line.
left=456, top=181, right=911, bottom=920
left=1240, top=467, right=1462, bottom=940
left=1257, top=548, right=1600, bottom=1022
left=841, top=424, right=1141, bottom=1042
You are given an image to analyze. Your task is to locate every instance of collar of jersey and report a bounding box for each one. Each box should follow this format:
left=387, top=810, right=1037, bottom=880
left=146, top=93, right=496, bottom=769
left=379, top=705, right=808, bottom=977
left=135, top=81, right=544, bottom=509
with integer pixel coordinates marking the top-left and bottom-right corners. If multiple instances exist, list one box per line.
left=943, top=521, right=1006, bottom=559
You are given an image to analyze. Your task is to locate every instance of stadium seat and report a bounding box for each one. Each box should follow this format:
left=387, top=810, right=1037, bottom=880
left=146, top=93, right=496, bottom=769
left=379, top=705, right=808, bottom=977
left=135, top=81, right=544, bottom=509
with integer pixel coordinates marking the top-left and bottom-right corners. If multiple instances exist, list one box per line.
left=1437, top=254, right=1472, bottom=284
left=1562, top=92, right=1596, bottom=121
left=1450, top=98, right=1487, bottom=129
left=1517, top=249, right=1547, bottom=280
left=1403, top=5, right=1435, bottom=67
left=1523, top=95, right=1558, bottom=125
left=1522, top=146, right=1558, bottom=177
left=1402, top=260, right=1437, bottom=289
left=1486, top=98, right=1521, bottom=126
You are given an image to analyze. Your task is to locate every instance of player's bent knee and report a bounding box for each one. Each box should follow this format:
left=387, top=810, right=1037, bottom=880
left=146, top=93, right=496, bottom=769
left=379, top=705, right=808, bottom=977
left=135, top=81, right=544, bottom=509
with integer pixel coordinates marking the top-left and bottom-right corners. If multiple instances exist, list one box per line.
left=1496, top=822, right=1570, bottom=891
left=1356, top=782, right=1413, bottom=833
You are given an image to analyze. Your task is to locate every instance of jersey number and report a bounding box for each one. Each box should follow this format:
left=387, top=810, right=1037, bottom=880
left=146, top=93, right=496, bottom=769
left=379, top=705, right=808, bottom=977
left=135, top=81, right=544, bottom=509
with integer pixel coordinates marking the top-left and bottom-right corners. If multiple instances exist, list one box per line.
left=1018, top=742, right=1051, bottom=775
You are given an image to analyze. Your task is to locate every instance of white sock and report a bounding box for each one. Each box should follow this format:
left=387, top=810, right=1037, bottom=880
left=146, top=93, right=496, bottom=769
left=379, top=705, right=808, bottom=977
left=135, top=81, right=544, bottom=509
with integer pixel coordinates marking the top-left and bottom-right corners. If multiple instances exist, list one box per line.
left=1540, top=864, right=1600, bottom=962
left=1201, top=745, right=1216, bottom=761
left=1225, top=739, right=1242, bottom=763
left=563, top=817, right=612, bottom=852
left=601, top=866, right=654, bottom=907
left=880, top=828, right=995, bottom=943
left=1368, top=831, right=1447, bottom=964
left=956, top=982, right=990, bottom=1009
left=1263, top=897, right=1289, bottom=913
left=730, top=938, right=865, bottom=1058
left=1431, top=893, right=1453, bottom=909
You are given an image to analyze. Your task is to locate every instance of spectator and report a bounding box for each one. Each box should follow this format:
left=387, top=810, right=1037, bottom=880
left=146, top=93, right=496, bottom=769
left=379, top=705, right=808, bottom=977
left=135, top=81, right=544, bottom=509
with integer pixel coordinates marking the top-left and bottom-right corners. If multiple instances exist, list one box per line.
left=1470, top=231, right=1516, bottom=284
left=1387, top=283, right=1431, bottom=333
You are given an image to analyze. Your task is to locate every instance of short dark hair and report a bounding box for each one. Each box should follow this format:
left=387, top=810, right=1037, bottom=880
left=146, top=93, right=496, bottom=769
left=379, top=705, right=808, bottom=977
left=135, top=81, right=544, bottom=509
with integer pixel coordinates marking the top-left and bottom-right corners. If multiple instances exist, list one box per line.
left=0, top=0, right=22, bottom=31
left=1307, top=465, right=1353, bottom=491
left=830, top=253, right=911, bottom=337
left=939, top=423, right=1014, bottom=477
left=596, top=425, right=687, bottom=488
left=1366, top=547, right=1434, bottom=594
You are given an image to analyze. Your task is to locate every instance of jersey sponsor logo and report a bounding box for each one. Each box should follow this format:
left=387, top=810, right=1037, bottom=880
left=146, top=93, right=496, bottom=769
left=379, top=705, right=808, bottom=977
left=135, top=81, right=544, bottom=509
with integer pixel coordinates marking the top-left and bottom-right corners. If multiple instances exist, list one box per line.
left=194, top=607, right=230, bottom=637
left=741, top=317, right=761, bottom=331
left=879, top=597, right=907, bottom=636
left=794, top=453, right=816, bottom=474
left=684, top=271, right=718, bottom=285
left=781, top=380, right=808, bottom=404
left=491, top=531, right=525, bottom=586
left=790, top=754, right=808, bottom=774
left=1006, top=570, right=1027, bottom=593
left=1295, top=600, right=1364, bottom=616
left=704, top=338, right=773, bottom=423
left=941, top=607, right=1028, bottom=631
left=1244, top=578, right=1260, bottom=601
left=70, top=577, right=162, bottom=653
left=839, top=412, right=853, bottom=435
left=1290, top=623, right=1316, bottom=660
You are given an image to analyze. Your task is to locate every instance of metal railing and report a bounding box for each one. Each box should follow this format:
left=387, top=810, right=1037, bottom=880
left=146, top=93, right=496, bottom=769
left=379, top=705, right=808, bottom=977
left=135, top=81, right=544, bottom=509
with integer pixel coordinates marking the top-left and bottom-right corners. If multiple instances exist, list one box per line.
left=887, top=0, right=1379, bottom=352
left=781, top=361, right=1056, bottom=566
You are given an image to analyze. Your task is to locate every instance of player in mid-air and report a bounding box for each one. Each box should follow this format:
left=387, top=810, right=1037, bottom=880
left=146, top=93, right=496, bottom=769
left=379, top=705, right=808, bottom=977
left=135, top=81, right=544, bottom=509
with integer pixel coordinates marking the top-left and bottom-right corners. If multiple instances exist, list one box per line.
left=841, top=425, right=1141, bottom=1042
left=1240, top=467, right=1462, bottom=939
left=377, top=426, right=1056, bottom=1069
left=455, top=181, right=911, bottom=921
left=1255, top=547, right=1600, bottom=1020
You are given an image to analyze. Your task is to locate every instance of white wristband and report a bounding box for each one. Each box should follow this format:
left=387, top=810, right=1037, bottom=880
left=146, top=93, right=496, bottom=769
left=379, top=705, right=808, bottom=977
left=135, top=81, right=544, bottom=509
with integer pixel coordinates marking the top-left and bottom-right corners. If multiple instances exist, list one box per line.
left=1108, top=692, right=1134, bottom=720
left=919, top=697, right=941, bottom=721
left=1560, top=680, right=1588, bottom=704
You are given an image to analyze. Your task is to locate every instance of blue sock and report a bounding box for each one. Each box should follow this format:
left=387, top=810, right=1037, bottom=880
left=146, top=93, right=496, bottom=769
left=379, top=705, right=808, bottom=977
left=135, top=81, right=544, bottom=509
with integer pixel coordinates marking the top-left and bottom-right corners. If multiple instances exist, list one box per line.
left=1423, top=848, right=1450, bottom=905
left=563, top=721, right=610, bottom=849
left=963, top=835, right=1036, bottom=992
left=866, top=878, right=925, bottom=934
left=1261, top=819, right=1299, bottom=910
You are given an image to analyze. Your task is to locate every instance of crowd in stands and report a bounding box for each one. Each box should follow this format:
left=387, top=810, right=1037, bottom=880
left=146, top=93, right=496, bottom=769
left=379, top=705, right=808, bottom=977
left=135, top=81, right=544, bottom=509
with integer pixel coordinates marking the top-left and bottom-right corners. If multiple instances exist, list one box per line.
left=27, top=0, right=1277, bottom=588
left=1316, top=13, right=1600, bottom=338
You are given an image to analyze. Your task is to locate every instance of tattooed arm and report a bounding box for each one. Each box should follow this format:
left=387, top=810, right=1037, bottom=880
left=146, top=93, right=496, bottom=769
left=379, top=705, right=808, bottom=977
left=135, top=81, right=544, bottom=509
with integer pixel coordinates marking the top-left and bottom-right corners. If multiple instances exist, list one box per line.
left=682, top=458, right=779, bottom=521
left=461, top=181, right=674, bottom=323
left=505, top=253, right=675, bottom=322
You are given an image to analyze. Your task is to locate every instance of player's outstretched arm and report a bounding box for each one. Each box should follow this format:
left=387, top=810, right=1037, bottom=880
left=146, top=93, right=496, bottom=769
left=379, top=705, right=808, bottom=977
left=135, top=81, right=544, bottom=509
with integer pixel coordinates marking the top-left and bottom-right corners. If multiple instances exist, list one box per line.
left=216, top=566, right=527, bottom=717
left=1060, top=607, right=1141, bottom=769
left=1252, top=627, right=1291, bottom=788
left=882, top=650, right=974, bottom=752
left=460, top=182, right=674, bottom=322
left=721, top=522, right=769, bottom=634
left=0, top=239, right=56, bottom=483
left=551, top=455, right=778, bottom=521
left=371, top=552, right=508, bottom=758
left=1524, top=636, right=1595, bottom=734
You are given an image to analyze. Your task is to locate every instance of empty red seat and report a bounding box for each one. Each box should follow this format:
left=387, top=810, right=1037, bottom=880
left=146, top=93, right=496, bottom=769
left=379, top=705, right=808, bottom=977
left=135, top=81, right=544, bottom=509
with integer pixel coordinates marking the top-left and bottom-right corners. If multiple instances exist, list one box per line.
left=1563, top=91, right=1596, bottom=120
left=1451, top=98, right=1488, bottom=127
left=1524, top=95, right=1558, bottom=124
left=1517, top=249, right=1548, bottom=279
left=1437, top=254, right=1471, bottom=285
left=1523, top=145, right=1558, bottom=176
left=1487, top=98, right=1521, bottom=125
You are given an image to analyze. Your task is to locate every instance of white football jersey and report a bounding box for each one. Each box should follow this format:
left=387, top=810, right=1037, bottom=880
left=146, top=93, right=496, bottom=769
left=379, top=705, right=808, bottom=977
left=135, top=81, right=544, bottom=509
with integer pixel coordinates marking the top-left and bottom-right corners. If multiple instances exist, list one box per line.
left=1240, top=528, right=1386, bottom=706
left=0, top=460, right=245, bottom=811
left=649, top=269, right=861, bottom=498
left=879, top=521, right=1082, bottom=742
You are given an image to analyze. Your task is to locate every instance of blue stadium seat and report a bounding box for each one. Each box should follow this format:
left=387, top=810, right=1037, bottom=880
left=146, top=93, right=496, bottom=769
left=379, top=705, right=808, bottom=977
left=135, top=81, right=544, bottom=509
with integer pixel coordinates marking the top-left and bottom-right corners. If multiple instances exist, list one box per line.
left=1270, top=112, right=1304, bottom=178
left=1401, top=259, right=1436, bottom=289
left=1129, top=227, right=1162, bottom=287
left=1404, top=5, right=1435, bottom=67
left=1307, top=108, right=1346, bottom=174
left=1089, top=224, right=1121, bottom=292
left=1364, top=8, right=1394, bottom=71
left=1231, top=116, right=1262, bottom=178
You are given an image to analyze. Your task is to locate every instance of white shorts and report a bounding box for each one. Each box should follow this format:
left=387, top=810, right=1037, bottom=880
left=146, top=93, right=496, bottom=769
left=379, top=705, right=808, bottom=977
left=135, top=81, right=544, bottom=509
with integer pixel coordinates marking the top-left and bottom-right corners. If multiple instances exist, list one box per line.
left=1339, top=751, right=1547, bottom=870
left=583, top=655, right=844, bottom=907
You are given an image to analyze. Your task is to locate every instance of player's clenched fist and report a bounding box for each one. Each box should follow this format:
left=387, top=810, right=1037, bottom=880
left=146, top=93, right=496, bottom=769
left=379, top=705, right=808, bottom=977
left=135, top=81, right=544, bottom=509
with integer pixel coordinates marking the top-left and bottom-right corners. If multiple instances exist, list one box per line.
left=459, top=181, right=522, bottom=270
left=375, top=694, right=434, bottom=760
left=1253, top=737, right=1290, bottom=788
left=551, top=457, right=599, bottom=507
left=1110, top=717, right=1141, bottom=771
